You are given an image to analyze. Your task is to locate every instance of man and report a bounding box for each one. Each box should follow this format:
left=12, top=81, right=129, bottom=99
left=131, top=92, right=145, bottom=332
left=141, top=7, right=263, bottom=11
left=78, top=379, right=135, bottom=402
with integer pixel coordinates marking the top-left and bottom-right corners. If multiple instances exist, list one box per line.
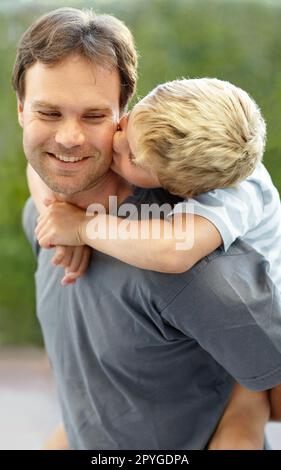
left=13, top=8, right=281, bottom=449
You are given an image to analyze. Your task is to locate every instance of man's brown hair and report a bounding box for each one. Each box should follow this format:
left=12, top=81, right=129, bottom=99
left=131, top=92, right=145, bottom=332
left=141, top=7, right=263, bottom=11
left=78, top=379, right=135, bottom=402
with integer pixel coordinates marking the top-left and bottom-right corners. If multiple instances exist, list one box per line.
left=12, top=7, right=138, bottom=112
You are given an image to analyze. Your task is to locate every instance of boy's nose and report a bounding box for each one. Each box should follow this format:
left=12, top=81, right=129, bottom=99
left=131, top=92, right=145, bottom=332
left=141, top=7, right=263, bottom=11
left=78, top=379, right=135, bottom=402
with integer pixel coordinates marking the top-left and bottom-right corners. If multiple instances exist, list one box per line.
left=55, top=121, right=85, bottom=148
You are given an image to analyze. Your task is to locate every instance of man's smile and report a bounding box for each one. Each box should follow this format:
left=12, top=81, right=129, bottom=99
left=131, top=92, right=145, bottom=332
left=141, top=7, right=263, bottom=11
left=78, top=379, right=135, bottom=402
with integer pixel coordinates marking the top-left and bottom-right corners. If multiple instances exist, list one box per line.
left=45, top=151, right=90, bottom=170
left=47, top=152, right=89, bottom=162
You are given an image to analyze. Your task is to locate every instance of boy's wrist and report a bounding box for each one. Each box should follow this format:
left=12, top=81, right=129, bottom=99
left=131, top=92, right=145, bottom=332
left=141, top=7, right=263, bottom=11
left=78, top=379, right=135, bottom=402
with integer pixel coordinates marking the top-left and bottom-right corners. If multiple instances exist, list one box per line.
left=78, top=216, right=89, bottom=245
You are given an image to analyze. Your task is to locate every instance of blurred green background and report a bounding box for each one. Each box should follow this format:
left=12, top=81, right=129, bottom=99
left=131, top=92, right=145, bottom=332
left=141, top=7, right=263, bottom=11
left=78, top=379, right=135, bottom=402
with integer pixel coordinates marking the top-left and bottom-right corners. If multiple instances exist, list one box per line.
left=0, top=0, right=280, bottom=345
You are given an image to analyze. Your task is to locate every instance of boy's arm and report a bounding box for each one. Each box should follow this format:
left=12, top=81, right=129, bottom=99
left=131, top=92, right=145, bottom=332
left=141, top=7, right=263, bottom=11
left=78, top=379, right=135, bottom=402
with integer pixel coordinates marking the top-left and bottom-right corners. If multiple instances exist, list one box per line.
left=208, top=383, right=270, bottom=450
left=79, top=212, right=222, bottom=273
left=26, top=163, right=55, bottom=215
left=36, top=204, right=222, bottom=272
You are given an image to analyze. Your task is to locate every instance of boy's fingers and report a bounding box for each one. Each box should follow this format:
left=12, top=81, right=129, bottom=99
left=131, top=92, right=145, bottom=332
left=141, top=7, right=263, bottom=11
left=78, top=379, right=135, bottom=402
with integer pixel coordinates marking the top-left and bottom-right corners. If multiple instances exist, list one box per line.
left=65, top=246, right=84, bottom=273
left=80, top=247, right=92, bottom=273
left=36, top=212, right=48, bottom=226
left=51, top=246, right=66, bottom=265
left=61, top=267, right=84, bottom=285
left=58, top=247, right=74, bottom=268
left=35, top=226, right=46, bottom=240
left=62, top=248, right=92, bottom=284
left=60, top=275, right=76, bottom=286
left=38, top=235, right=53, bottom=249
left=35, top=220, right=48, bottom=238
left=75, top=246, right=92, bottom=276
left=62, top=272, right=77, bottom=282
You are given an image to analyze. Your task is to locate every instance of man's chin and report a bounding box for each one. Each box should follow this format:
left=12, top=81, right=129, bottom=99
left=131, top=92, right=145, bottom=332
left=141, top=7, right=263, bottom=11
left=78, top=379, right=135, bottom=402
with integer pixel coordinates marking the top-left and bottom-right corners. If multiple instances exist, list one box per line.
left=41, top=177, right=88, bottom=197
left=42, top=170, right=117, bottom=197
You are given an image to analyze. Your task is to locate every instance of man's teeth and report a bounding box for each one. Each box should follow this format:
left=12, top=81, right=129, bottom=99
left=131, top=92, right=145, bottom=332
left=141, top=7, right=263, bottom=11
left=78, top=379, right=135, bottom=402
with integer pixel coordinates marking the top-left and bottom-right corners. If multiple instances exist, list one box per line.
left=54, top=154, right=86, bottom=163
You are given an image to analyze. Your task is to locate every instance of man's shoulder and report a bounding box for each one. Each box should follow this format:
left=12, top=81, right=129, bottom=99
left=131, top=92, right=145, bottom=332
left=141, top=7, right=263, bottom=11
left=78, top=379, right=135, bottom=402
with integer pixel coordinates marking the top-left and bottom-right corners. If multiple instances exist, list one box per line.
left=203, top=238, right=265, bottom=266
left=158, top=239, right=272, bottom=317
left=160, top=238, right=277, bottom=347
left=22, top=196, right=40, bottom=257
left=186, top=239, right=271, bottom=303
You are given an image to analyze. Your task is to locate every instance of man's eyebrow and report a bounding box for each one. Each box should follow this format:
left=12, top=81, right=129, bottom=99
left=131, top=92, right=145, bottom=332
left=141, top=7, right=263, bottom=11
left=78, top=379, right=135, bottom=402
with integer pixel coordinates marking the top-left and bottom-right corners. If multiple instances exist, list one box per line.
left=31, top=101, right=113, bottom=113
left=82, top=107, right=113, bottom=114
left=31, top=101, right=60, bottom=110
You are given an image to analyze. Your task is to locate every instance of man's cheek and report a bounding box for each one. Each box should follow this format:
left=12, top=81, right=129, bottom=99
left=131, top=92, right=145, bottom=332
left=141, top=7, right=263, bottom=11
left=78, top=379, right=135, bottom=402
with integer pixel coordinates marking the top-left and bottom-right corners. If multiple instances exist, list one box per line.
left=100, top=122, right=116, bottom=144
left=23, top=130, right=38, bottom=152
left=24, top=121, right=48, bottom=146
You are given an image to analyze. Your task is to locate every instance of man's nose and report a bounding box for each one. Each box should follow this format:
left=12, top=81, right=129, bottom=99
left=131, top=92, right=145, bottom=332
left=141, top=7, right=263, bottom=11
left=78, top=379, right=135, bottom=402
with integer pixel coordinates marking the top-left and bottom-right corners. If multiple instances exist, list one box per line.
left=55, top=120, right=85, bottom=148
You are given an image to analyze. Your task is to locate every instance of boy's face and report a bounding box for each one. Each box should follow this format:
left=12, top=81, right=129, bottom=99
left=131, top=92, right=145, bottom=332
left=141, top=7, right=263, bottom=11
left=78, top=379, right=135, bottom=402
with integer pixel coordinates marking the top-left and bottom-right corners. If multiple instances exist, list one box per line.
left=17, top=54, right=120, bottom=196
left=111, top=109, right=160, bottom=188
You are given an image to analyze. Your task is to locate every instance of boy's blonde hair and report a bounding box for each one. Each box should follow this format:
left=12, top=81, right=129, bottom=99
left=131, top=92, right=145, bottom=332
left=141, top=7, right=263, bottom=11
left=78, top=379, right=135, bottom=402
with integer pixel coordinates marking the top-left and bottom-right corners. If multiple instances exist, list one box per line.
left=131, top=78, right=266, bottom=197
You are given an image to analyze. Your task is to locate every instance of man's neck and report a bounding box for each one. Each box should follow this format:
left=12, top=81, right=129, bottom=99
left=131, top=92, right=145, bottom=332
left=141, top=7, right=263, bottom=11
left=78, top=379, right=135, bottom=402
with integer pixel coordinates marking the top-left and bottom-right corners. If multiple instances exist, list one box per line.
left=53, top=170, right=133, bottom=212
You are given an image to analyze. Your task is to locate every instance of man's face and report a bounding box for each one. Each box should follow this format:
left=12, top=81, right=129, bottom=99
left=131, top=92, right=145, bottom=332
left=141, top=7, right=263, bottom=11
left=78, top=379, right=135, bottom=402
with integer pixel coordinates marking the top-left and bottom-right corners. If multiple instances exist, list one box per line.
left=18, top=55, right=120, bottom=195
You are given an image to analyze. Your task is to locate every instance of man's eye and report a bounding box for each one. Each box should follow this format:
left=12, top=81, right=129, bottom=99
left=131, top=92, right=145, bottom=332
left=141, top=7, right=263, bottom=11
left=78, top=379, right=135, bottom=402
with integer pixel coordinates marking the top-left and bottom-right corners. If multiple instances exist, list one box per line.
left=38, top=111, right=60, bottom=118
left=84, top=115, right=105, bottom=120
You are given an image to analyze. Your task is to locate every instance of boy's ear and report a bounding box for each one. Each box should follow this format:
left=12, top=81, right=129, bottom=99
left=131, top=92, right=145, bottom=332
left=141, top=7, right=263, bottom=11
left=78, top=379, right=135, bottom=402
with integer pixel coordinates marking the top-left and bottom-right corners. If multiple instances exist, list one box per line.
left=17, top=98, right=24, bottom=128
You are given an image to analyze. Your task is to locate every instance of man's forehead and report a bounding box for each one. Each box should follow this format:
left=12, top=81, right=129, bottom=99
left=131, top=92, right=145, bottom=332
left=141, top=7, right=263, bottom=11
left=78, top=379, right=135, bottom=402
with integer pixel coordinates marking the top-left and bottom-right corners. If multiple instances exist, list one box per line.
left=24, top=57, right=121, bottom=112
left=25, top=54, right=116, bottom=77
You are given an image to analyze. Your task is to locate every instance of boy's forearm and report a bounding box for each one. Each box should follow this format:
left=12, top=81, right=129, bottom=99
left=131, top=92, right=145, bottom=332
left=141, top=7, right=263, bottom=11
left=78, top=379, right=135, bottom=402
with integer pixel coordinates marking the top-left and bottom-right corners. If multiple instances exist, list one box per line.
left=81, top=215, right=195, bottom=272
left=81, top=213, right=221, bottom=273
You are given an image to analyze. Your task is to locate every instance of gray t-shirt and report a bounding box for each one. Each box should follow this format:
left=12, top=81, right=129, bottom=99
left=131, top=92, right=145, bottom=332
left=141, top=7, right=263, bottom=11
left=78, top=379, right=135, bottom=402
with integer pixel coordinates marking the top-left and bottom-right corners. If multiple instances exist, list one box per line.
left=23, top=188, right=281, bottom=450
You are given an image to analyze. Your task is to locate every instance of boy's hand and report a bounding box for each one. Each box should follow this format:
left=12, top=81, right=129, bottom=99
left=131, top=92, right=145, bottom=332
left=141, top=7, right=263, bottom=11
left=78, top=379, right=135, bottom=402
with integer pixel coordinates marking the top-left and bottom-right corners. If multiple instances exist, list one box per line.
left=52, top=245, right=92, bottom=286
left=35, top=200, right=88, bottom=248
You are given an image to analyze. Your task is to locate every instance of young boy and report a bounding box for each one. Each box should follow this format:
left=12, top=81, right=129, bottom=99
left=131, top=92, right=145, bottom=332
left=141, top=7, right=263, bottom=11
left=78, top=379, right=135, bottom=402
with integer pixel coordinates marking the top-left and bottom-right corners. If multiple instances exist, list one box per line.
left=34, top=78, right=281, bottom=290
left=30, top=78, right=280, bottom=449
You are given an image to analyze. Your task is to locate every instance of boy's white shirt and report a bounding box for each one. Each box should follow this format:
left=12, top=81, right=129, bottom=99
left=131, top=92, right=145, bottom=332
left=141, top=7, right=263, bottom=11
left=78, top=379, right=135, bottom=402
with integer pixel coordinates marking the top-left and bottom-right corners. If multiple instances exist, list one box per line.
left=169, top=163, right=281, bottom=290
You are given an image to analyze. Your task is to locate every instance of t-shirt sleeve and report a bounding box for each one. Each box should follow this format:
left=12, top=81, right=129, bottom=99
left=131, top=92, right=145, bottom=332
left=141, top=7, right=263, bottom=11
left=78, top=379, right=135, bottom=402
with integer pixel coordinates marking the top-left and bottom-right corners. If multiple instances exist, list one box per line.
left=168, top=181, right=264, bottom=251
left=161, top=245, right=281, bottom=391
left=22, top=196, right=40, bottom=258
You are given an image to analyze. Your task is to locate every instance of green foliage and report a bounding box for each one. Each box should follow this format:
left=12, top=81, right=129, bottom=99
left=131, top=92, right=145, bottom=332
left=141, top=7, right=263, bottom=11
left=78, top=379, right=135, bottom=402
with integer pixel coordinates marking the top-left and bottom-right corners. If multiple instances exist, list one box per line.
left=0, top=0, right=281, bottom=344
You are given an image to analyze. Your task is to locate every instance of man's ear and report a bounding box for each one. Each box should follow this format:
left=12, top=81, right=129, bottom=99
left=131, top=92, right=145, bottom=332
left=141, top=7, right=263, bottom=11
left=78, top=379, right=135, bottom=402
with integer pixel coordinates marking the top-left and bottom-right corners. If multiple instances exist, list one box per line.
left=118, top=114, right=128, bottom=131
left=17, top=97, right=24, bottom=127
